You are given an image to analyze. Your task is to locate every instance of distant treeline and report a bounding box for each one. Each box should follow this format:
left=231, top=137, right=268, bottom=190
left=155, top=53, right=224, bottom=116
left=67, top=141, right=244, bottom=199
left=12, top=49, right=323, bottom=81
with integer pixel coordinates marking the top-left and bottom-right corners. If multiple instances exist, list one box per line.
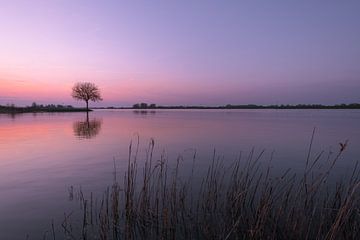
left=0, top=102, right=88, bottom=113
left=132, top=103, right=157, bottom=109
left=222, top=103, right=360, bottom=109
left=124, top=103, right=360, bottom=109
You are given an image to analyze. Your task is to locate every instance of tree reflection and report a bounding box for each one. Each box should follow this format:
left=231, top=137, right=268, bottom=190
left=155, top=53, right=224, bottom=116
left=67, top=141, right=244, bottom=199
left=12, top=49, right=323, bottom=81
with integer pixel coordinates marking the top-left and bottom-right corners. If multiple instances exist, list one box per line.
left=73, top=113, right=102, bottom=139
left=133, top=110, right=156, bottom=115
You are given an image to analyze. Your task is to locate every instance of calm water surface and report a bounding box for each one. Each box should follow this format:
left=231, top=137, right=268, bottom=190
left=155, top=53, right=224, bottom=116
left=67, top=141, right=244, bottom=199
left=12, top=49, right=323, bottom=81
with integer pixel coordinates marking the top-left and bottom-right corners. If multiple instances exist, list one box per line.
left=0, top=109, right=360, bottom=239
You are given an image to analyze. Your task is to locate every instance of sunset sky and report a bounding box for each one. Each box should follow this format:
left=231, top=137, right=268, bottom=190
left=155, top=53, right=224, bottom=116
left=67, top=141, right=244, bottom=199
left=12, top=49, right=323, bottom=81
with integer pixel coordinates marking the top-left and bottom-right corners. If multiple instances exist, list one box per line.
left=1, top=0, right=359, bottom=107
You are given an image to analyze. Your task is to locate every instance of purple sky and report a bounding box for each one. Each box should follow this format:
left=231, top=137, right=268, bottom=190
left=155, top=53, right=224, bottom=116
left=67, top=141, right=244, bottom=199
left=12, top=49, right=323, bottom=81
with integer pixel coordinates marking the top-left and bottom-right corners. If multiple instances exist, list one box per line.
left=0, top=0, right=359, bottom=106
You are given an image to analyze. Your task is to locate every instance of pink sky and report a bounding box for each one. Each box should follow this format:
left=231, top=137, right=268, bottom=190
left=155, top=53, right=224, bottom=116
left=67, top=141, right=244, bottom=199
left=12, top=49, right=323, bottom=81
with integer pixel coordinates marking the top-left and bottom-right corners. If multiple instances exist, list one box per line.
left=1, top=0, right=359, bottom=107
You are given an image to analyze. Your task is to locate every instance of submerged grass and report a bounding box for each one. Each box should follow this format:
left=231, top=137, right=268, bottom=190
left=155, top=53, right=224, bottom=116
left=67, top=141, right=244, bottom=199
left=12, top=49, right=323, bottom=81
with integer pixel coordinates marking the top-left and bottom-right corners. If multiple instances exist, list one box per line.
left=48, top=134, right=360, bottom=240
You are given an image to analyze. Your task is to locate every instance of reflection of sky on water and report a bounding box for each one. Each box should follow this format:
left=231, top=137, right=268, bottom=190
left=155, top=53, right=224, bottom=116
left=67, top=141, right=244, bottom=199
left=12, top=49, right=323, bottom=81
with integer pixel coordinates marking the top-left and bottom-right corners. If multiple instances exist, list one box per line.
left=0, top=109, right=360, bottom=238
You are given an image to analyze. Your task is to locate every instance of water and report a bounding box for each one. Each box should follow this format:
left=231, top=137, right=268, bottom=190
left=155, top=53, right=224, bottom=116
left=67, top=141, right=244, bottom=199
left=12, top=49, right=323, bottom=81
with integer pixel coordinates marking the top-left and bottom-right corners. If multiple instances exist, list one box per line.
left=0, top=109, right=359, bottom=239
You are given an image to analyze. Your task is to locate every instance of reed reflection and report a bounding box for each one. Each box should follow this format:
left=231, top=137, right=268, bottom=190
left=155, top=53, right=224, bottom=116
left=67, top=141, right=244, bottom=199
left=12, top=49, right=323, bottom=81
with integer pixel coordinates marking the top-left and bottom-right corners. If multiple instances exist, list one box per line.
left=73, top=113, right=102, bottom=139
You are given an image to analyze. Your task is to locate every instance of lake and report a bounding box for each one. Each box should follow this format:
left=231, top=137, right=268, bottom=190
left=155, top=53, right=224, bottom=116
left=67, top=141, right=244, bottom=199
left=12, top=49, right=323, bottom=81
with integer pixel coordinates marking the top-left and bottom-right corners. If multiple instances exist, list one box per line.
left=0, top=109, right=360, bottom=239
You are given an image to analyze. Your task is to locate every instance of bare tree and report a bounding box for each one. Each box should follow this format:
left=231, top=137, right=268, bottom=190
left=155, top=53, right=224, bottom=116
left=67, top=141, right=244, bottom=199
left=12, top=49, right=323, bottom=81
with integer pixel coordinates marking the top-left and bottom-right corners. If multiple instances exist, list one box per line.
left=72, top=82, right=102, bottom=111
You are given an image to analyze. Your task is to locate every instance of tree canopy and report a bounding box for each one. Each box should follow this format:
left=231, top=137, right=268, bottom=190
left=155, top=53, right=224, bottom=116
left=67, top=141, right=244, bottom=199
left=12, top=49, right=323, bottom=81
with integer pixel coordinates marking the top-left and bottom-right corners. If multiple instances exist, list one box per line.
left=72, top=82, right=102, bottom=111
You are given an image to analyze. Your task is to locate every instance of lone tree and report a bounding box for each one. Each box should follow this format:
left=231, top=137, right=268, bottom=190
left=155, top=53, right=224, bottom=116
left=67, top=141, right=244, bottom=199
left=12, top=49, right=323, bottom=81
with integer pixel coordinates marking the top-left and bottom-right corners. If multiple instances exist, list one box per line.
left=72, top=82, right=102, bottom=111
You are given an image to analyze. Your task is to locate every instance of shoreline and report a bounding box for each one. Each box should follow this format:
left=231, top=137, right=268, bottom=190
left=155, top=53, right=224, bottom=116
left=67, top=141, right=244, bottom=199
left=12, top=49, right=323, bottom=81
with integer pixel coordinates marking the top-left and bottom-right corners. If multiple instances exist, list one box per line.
left=0, top=107, right=90, bottom=114
left=97, top=104, right=360, bottom=110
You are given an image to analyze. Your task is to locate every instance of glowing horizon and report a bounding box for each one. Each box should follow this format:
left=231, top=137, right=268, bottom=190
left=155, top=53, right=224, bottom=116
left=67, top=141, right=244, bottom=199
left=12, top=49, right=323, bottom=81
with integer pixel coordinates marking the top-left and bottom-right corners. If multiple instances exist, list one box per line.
left=1, top=0, right=359, bottom=107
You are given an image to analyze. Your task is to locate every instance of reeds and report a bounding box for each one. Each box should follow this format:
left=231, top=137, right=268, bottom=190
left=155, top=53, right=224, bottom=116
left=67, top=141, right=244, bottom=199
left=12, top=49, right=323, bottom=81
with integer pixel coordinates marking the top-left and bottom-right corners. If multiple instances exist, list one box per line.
left=48, top=136, right=360, bottom=240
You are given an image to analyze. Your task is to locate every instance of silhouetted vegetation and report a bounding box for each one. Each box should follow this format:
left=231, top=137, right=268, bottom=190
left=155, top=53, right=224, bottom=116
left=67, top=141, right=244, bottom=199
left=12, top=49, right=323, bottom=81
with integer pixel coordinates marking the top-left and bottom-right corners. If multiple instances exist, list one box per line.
left=222, top=103, right=360, bottom=109
left=132, top=103, right=157, bottom=109
left=0, top=103, right=88, bottom=114
left=72, top=82, right=103, bottom=111
left=39, top=135, right=360, bottom=240
left=128, top=103, right=360, bottom=110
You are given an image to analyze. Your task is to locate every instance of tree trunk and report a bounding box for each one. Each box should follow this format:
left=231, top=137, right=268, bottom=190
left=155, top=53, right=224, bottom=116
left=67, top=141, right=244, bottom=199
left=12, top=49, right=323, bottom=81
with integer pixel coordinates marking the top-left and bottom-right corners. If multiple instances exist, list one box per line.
left=86, top=111, right=89, bottom=123
left=86, top=100, right=89, bottom=112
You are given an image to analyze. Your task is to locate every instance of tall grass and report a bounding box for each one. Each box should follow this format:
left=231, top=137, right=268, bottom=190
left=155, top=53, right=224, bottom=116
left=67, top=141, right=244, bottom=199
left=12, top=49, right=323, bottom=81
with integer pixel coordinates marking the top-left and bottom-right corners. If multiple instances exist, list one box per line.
left=54, top=136, right=360, bottom=240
